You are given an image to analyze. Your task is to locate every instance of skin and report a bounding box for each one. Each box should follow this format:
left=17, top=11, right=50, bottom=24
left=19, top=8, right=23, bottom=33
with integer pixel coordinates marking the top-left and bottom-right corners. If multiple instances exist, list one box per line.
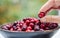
left=40, top=15, right=60, bottom=23
left=39, top=0, right=60, bottom=23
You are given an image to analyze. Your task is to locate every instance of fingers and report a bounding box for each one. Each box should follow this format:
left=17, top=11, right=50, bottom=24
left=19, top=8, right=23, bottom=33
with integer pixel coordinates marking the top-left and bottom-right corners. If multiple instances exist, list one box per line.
left=40, top=15, right=52, bottom=22
left=40, top=15, right=60, bottom=24
left=38, top=0, right=54, bottom=18
left=54, top=0, right=60, bottom=9
left=39, top=0, right=54, bottom=13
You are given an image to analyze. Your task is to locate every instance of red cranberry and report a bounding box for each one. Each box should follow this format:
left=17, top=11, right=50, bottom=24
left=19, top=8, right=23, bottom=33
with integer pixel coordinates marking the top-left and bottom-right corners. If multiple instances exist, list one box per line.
left=16, top=24, right=20, bottom=26
left=34, top=25, right=40, bottom=31
left=2, top=26, right=8, bottom=30
left=6, top=25, right=11, bottom=28
left=19, top=21, right=24, bottom=28
left=25, top=20, right=30, bottom=25
left=13, top=26, right=18, bottom=31
left=35, top=20, right=41, bottom=25
left=17, top=28, right=21, bottom=31
left=19, top=21, right=24, bottom=24
left=10, top=28, right=14, bottom=31
left=27, top=26, right=32, bottom=30
left=22, top=24, right=27, bottom=31
left=52, top=23, right=58, bottom=28
left=17, top=26, right=20, bottom=29
left=33, top=18, right=38, bottom=22
left=26, top=29, right=31, bottom=32
left=29, top=23, right=34, bottom=27
left=25, top=20, right=30, bottom=23
left=45, top=23, right=50, bottom=27
left=5, top=25, right=12, bottom=30
left=30, top=19, right=35, bottom=23
left=40, top=24, right=46, bottom=29
left=19, top=24, right=23, bottom=28
left=17, top=26, right=21, bottom=31
left=23, top=18, right=31, bottom=22
left=49, top=23, right=58, bottom=29
left=38, top=12, right=45, bottom=18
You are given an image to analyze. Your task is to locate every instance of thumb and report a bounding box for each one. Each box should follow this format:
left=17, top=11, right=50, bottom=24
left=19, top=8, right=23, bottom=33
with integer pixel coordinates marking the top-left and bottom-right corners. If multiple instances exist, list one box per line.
left=40, top=15, right=60, bottom=24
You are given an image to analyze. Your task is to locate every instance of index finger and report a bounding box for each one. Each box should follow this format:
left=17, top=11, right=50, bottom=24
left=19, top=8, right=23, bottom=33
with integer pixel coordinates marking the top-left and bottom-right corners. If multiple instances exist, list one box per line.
left=38, top=0, right=54, bottom=18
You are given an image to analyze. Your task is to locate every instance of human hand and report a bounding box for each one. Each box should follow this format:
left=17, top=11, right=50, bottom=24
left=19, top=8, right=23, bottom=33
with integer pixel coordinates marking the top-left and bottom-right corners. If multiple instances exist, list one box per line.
left=40, top=15, right=60, bottom=23
left=38, top=0, right=60, bottom=18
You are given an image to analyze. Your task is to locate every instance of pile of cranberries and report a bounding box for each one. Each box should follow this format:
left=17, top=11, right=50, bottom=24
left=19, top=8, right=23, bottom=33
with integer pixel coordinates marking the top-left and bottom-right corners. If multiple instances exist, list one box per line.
left=1, top=17, right=58, bottom=32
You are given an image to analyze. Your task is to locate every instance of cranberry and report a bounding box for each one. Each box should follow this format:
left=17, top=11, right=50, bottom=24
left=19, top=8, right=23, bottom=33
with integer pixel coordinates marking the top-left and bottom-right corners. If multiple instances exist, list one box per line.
left=26, top=29, right=31, bottom=32
left=6, top=25, right=11, bottom=28
left=17, top=26, right=20, bottom=29
left=38, top=12, right=45, bottom=18
left=25, top=20, right=30, bottom=23
left=19, top=23, right=23, bottom=28
left=19, top=21, right=24, bottom=28
left=49, top=23, right=58, bottom=29
left=23, top=18, right=30, bottom=22
left=30, top=19, right=35, bottom=23
left=35, top=20, right=41, bottom=25
left=45, top=22, right=50, bottom=27
left=5, top=25, right=12, bottom=30
left=13, top=26, right=18, bottom=31
left=29, top=23, right=34, bottom=27
left=25, top=20, right=30, bottom=25
left=17, top=26, right=21, bottom=31
left=27, top=26, right=32, bottom=30
left=2, top=26, right=8, bottom=30
left=17, top=28, right=21, bottom=31
left=40, top=24, right=46, bottom=29
left=16, top=24, right=20, bottom=26
left=52, top=23, right=58, bottom=28
left=33, top=18, right=38, bottom=22
left=19, top=21, right=24, bottom=24
left=10, top=28, right=14, bottom=31
left=22, top=24, right=27, bottom=31
left=34, top=25, right=40, bottom=31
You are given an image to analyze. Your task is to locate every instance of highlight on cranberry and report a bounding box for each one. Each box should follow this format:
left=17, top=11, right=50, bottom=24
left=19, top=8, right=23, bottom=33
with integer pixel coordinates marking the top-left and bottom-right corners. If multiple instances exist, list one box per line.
left=1, top=17, right=58, bottom=32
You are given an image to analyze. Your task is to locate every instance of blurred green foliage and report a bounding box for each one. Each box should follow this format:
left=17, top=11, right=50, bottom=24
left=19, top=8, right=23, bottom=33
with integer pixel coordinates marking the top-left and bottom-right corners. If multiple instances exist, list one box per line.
left=0, top=0, right=58, bottom=24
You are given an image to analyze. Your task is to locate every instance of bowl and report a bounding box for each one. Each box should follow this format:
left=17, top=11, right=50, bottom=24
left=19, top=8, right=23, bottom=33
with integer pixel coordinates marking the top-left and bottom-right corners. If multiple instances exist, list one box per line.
left=0, top=23, right=59, bottom=38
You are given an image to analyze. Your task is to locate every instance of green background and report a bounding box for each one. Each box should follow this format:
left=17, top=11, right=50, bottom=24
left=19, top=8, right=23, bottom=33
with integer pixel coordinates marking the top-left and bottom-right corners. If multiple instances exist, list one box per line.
left=0, top=0, right=58, bottom=24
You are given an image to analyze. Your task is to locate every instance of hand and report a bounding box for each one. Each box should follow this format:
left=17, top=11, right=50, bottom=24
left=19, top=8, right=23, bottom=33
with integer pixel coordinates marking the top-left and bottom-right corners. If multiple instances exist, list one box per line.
left=40, top=15, right=60, bottom=23
left=38, top=0, right=60, bottom=18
